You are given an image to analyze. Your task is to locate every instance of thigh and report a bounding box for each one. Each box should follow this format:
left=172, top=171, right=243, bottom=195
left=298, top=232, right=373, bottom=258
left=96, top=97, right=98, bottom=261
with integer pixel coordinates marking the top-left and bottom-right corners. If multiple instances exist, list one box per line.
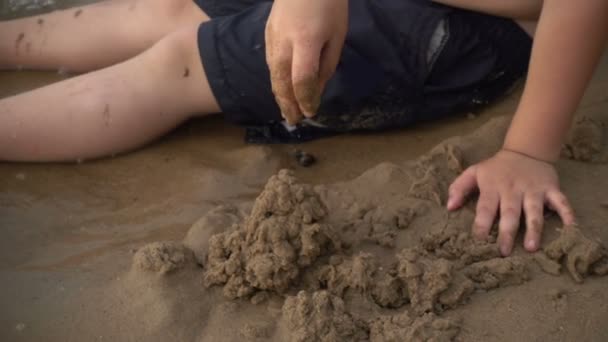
left=0, top=0, right=211, bottom=71
left=0, top=24, right=220, bottom=161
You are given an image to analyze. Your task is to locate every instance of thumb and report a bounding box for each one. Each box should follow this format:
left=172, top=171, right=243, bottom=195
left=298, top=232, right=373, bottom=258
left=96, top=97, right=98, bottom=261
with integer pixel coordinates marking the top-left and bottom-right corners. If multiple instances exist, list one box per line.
left=447, top=165, right=478, bottom=210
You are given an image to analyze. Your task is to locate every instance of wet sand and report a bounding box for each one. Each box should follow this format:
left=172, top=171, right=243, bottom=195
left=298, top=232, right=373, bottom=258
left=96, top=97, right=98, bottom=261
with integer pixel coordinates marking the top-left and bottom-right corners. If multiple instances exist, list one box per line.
left=1, top=4, right=608, bottom=341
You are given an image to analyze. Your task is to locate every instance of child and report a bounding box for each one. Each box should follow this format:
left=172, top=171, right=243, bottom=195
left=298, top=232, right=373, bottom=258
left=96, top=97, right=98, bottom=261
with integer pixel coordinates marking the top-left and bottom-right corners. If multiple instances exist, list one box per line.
left=1, top=0, right=531, bottom=160
left=264, top=0, right=607, bottom=258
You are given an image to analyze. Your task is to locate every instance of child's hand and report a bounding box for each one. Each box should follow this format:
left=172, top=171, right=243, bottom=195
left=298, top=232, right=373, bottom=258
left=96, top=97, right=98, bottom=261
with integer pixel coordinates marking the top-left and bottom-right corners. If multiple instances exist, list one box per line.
left=265, top=0, right=348, bottom=125
left=446, top=149, right=576, bottom=256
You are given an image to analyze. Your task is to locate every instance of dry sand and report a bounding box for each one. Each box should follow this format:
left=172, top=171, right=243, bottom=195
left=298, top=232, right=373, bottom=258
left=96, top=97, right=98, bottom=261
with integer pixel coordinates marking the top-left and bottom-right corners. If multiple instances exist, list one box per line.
left=1, top=10, right=608, bottom=340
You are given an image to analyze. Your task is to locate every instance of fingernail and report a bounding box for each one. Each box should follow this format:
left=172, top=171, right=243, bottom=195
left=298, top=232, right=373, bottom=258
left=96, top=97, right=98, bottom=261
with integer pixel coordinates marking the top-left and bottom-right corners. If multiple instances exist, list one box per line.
left=446, top=197, right=454, bottom=209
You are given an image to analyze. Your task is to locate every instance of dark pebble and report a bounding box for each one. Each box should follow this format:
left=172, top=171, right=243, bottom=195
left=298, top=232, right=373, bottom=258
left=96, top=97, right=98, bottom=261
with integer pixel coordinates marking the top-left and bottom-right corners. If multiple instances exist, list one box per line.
left=297, top=153, right=316, bottom=167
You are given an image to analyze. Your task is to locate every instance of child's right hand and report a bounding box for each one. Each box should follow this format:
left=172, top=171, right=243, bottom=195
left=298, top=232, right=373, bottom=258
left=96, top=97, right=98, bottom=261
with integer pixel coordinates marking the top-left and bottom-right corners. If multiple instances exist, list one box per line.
left=447, top=149, right=576, bottom=256
left=265, top=0, right=348, bottom=125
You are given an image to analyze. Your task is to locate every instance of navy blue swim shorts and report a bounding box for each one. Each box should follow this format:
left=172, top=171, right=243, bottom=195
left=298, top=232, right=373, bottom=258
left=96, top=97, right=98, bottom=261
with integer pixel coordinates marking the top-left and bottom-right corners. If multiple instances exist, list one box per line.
left=194, top=0, right=532, bottom=143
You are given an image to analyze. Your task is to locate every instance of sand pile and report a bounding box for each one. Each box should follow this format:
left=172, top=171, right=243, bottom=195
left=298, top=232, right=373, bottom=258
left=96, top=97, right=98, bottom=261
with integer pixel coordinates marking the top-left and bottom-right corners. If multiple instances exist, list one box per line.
left=129, top=113, right=608, bottom=341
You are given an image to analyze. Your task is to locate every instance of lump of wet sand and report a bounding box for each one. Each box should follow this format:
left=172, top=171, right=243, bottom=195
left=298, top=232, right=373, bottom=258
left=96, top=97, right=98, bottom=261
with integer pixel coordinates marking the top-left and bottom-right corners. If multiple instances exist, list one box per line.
left=276, top=290, right=369, bottom=342
left=536, top=226, right=608, bottom=283
left=397, top=227, right=529, bottom=314
left=202, top=170, right=341, bottom=299
left=315, top=253, right=377, bottom=296
left=409, top=143, right=464, bottom=205
left=132, top=242, right=194, bottom=274
left=364, top=205, right=419, bottom=248
left=562, top=116, right=607, bottom=163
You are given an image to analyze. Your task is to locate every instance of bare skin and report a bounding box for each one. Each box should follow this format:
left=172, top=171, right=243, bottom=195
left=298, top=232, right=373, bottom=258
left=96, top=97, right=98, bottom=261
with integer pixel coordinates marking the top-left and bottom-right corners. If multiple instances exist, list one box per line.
left=265, top=0, right=347, bottom=125
left=264, top=0, right=608, bottom=255
left=448, top=0, right=608, bottom=255
left=0, top=0, right=220, bottom=161
left=0, top=0, right=208, bottom=71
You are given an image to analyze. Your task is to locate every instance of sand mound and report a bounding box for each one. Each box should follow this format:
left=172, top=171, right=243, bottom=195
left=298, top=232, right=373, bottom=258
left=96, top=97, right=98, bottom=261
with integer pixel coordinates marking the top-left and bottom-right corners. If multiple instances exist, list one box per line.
left=202, top=170, right=341, bottom=299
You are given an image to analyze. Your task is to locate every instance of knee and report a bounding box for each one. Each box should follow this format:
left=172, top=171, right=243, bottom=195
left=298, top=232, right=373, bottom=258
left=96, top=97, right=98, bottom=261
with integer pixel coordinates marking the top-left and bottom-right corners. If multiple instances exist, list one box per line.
left=155, top=26, right=197, bottom=61
left=148, top=0, right=207, bottom=29
left=142, top=25, right=201, bottom=79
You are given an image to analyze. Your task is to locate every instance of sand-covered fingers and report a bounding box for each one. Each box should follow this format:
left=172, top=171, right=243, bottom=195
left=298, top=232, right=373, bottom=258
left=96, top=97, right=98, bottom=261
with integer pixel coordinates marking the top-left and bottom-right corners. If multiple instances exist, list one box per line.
left=264, top=0, right=347, bottom=123
left=522, top=192, right=545, bottom=252
left=292, top=44, right=322, bottom=117
left=267, top=39, right=302, bottom=125
left=473, top=191, right=499, bottom=241
left=546, top=190, right=576, bottom=226
left=497, top=193, right=523, bottom=256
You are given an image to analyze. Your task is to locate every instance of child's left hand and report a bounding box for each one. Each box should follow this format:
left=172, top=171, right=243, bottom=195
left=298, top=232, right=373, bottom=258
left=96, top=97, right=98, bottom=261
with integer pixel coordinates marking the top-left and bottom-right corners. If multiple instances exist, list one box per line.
left=446, top=149, right=576, bottom=256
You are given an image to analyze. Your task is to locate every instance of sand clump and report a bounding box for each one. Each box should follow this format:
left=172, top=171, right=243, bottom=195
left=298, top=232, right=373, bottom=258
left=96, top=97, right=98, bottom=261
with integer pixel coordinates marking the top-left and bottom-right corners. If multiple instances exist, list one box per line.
left=562, top=115, right=607, bottom=163
left=534, top=226, right=608, bottom=283
left=408, top=144, right=464, bottom=205
left=202, top=170, right=341, bottom=299
left=276, top=290, right=369, bottom=342
left=397, top=227, right=528, bottom=315
left=132, top=242, right=194, bottom=274
left=360, top=205, right=418, bottom=248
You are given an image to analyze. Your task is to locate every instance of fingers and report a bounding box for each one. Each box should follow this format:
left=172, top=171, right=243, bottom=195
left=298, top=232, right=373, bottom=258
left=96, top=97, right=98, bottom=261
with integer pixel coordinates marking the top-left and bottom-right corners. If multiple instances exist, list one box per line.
left=447, top=166, right=478, bottom=210
left=522, top=192, right=544, bottom=252
left=292, top=43, right=322, bottom=117
left=473, top=191, right=499, bottom=241
left=269, top=43, right=303, bottom=125
left=497, top=193, right=523, bottom=256
left=265, top=17, right=302, bottom=125
left=546, top=190, right=576, bottom=226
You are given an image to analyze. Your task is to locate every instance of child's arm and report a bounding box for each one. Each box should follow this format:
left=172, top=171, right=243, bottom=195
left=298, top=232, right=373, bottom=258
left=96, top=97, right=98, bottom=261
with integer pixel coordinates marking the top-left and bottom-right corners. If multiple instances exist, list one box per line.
left=505, top=1, right=608, bottom=162
left=448, top=0, right=608, bottom=256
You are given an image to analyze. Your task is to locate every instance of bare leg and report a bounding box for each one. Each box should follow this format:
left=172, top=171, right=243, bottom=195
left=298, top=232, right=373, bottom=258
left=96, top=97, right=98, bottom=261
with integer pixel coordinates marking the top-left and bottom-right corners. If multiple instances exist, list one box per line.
left=0, top=0, right=209, bottom=72
left=0, top=24, right=220, bottom=162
